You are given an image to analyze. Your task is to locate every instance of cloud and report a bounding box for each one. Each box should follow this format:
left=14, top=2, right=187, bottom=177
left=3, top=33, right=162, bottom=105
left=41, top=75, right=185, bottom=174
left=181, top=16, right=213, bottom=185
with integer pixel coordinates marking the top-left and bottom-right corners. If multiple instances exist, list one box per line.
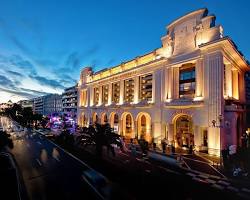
left=9, top=54, right=34, bottom=70
left=34, top=58, right=58, bottom=67
left=64, top=45, right=100, bottom=70
left=0, top=87, right=38, bottom=99
left=19, top=88, right=50, bottom=96
left=65, top=52, right=80, bottom=70
left=6, top=70, right=24, bottom=78
left=91, top=58, right=102, bottom=70
left=29, top=74, right=65, bottom=89
left=9, top=35, right=33, bottom=55
left=0, top=75, right=17, bottom=89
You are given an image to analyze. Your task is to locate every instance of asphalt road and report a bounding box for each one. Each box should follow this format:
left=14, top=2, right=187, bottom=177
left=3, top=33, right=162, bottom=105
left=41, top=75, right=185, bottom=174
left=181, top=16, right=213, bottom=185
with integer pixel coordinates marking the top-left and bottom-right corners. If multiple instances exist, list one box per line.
left=0, top=117, right=98, bottom=200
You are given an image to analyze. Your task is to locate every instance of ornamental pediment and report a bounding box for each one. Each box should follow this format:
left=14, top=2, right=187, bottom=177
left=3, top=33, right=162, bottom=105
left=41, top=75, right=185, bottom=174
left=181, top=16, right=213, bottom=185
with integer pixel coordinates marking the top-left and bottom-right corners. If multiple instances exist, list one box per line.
left=160, top=8, right=223, bottom=58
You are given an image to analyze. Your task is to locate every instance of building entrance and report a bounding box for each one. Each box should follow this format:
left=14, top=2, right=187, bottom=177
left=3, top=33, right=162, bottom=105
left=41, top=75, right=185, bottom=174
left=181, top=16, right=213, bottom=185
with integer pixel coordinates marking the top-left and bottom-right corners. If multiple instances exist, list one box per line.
left=175, top=115, right=194, bottom=148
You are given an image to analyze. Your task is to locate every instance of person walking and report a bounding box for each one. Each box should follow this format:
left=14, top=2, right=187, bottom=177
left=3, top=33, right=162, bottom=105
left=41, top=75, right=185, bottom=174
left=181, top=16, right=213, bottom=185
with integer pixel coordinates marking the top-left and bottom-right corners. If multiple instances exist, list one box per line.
left=189, top=144, right=193, bottom=154
left=161, top=139, right=166, bottom=153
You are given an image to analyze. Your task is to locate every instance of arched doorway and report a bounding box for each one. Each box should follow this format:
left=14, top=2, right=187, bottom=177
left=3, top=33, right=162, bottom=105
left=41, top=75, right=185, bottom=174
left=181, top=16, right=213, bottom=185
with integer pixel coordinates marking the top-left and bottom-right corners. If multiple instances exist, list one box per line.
left=110, top=112, right=119, bottom=133
left=92, top=112, right=98, bottom=124
left=121, top=112, right=134, bottom=138
left=101, top=113, right=108, bottom=125
left=136, top=112, right=152, bottom=142
left=174, top=115, right=194, bottom=148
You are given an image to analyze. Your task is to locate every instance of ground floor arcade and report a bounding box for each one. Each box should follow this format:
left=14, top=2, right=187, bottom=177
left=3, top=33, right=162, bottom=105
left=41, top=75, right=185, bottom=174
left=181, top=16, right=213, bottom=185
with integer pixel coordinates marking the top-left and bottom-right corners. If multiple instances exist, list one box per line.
left=77, top=107, right=244, bottom=157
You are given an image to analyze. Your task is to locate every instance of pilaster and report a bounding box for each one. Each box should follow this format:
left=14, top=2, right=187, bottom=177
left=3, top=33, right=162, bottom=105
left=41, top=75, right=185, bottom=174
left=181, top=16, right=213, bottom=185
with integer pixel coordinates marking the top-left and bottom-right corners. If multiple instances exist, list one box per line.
left=195, top=59, right=204, bottom=98
left=119, top=80, right=124, bottom=104
left=134, top=76, right=140, bottom=104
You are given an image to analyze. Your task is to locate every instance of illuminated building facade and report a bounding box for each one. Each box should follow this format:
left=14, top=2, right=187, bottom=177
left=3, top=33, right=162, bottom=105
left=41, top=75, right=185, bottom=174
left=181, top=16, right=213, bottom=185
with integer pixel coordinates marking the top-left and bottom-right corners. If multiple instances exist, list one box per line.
left=77, top=9, right=249, bottom=156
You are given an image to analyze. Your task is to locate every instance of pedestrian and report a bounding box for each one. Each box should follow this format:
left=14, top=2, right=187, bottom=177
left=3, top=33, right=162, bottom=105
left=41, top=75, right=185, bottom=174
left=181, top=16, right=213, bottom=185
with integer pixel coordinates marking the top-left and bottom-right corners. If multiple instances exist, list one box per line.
left=153, top=142, right=156, bottom=151
left=171, top=144, right=175, bottom=154
left=131, top=143, right=136, bottom=157
left=161, top=139, right=166, bottom=153
left=189, top=144, right=193, bottom=154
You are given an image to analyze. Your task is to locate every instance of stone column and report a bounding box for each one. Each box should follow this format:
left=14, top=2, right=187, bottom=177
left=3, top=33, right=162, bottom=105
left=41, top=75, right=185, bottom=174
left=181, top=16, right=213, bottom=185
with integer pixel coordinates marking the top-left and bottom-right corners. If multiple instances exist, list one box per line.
left=194, top=126, right=202, bottom=151
left=119, top=119, right=123, bottom=136
left=173, top=67, right=179, bottom=99
left=164, top=68, right=169, bottom=100
left=152, top=122, right=162, bottom=144
left=167, top=68, right=174, bottom=100
left=224, top=64, right=232, bottom=98
left=134, top=76, right=140, bottom=104
left=153, top=69, right=162, bottom=105
left=89, top=86, right=94, bottom=106
left=134, top=120, right=138, bottom=138
left=119, top=80, right=124, bottom=104
left=205, top=51, right=224, bottom=156
left=232, top=70, right=239, bottom=100
left=167, top=123, right=174, bottom=145
left=108, top=82, right=112, bottom=105
left=195, top=59, right=204, bottom=98
left=238, top=71, right=245, bottom=102
left=98, top=85, right=103, bottom=105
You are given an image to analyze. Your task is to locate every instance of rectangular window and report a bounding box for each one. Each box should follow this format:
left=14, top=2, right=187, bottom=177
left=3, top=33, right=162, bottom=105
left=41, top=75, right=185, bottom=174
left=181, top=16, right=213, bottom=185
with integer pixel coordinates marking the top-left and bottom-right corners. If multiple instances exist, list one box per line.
left=179, top=64, right=195, bottom=98
left=112, top=82, right=120, bottom=103
left=124, top=79, right=134, bottom=103
left=102, top=85, right=109, bottom=104
left=94, top=87, right=99, bottom=105
left=140, top=74, right=152, bottom=101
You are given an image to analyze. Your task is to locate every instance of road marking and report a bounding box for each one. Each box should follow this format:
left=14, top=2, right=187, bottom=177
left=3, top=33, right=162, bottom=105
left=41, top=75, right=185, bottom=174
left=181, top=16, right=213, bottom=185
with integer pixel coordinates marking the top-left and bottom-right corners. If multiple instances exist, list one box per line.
left=36, top=131, right=93, bottom=169
left=36, top=158, right=42, bottom=166
left=53, top=156, right=60, bottom=162
left=37, top=141, right=42, bottom=145
left=120, top=152, right=129, bottom=157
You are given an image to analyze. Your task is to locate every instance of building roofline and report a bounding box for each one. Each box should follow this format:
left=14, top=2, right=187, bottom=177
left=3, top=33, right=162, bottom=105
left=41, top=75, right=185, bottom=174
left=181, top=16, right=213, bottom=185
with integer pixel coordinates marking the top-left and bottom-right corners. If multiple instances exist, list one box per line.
left=167, top=8, right=208, bottom=29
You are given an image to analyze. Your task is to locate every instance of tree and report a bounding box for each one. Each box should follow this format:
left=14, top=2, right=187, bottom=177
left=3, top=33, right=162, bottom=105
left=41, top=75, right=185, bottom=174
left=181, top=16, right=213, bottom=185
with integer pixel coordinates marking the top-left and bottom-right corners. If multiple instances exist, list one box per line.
left=78, top=123, right=121, bottom=158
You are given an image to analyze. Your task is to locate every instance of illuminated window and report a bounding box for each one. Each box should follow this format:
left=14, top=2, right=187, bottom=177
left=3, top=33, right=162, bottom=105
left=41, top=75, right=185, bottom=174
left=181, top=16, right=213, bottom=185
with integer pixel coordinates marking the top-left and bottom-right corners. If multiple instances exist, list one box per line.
left=94, top=87, right=99, bottom=105
left=179, top=64, right=195, bottom=98
left=112, top=82, right=120, bottom=103
left=102, top=85, right=109, bottom=104
left=124, top=79, right=134, bottom=103
left=140, top=74, right=152, bottom=101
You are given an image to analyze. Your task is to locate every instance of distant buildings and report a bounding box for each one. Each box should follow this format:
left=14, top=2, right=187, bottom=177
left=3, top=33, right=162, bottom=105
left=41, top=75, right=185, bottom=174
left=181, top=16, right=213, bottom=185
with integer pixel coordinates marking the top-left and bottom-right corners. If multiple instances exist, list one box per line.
left=77, top=8, right=249, bottom=157
left=43, top=94, right=62, bottom=116
left=17, top=100, right=33, bottom=109
left=33, top=96, right=44, bottom=115
left=62, top=85, right=78, bottom=120
left=0, top=100, right=13, bottom=112
left=33, top=94, right=62, bottom=116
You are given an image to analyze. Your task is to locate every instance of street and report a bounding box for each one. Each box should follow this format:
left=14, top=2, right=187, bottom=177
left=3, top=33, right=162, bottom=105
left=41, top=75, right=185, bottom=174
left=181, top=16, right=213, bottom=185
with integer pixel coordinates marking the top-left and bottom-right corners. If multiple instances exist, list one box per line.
left=1, top=116, right=250, bottom=200
left=0, top=117, right=103, bottom=200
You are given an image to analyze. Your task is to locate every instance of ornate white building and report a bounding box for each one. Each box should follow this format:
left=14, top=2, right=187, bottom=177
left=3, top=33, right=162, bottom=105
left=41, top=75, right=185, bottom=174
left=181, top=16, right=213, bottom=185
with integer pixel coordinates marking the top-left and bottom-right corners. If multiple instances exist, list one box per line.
left=77, top=9, right=249, bottom=156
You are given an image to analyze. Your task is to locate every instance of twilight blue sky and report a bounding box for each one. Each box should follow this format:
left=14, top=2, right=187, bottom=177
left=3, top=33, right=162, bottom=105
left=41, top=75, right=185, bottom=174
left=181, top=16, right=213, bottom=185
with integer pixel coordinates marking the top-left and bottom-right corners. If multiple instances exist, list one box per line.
left=0, top=0, right=249, bottom=102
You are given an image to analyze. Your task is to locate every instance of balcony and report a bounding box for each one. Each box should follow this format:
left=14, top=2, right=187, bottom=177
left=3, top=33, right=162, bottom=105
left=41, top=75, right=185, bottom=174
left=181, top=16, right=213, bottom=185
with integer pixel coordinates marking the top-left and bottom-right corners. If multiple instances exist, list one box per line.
left=224, top=104, right=244, bottom=112
left=165, top=98, right=204, bottom=108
